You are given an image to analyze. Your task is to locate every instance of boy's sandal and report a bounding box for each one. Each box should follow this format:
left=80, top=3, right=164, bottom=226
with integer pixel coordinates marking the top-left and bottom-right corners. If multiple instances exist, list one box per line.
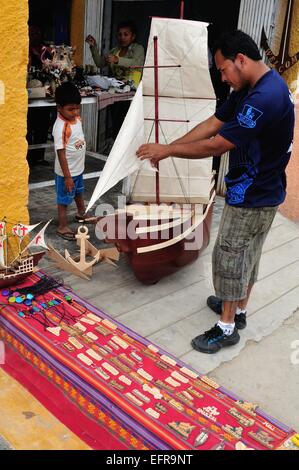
left=57, top=230, right=76, bottom=241
left=75, top=214, right=99, bottom=224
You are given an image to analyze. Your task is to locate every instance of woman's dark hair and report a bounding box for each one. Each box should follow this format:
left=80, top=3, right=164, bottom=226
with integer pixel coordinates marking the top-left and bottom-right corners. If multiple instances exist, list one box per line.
left=215, top=30, right=262, bottom=61
left=55, top=81, right=81, bottom=107
left=117, top=20, right=137, bottom=37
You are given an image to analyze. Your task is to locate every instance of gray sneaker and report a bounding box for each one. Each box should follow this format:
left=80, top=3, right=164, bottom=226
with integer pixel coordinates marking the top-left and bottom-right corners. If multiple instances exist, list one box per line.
left=191, top=324, right=240, bottom=354
left=206, top=296, right=247, bottom=330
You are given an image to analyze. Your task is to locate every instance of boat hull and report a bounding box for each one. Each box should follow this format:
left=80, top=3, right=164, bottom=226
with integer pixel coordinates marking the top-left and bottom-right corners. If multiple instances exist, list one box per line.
left=104, top=204, right=214, bottom=284
left=0, top=251, right=45, bottom=289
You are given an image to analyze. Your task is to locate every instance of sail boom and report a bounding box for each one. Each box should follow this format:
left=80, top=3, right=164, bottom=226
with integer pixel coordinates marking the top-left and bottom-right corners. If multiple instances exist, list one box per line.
left=145, top=118, right=190, bottom=123
left=143, top=95, right=217, bottom=101
left=128, top=65, right=181, bottom=69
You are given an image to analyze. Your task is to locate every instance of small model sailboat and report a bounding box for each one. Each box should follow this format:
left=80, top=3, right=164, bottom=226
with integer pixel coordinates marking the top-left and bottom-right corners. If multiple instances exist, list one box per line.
left=87, top=17, right=216, bottom=284
left=0, top=219, right=51, bottom=288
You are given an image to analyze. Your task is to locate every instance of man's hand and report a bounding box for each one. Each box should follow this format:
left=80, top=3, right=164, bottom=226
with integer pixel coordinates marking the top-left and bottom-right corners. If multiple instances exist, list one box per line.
left=65, top=177, right=75, bottom=194
left=86, top=35, right=97, bottom=47
left=105, top=54, right=119, bottom=65
left=136, top=143, right=171, bottom=165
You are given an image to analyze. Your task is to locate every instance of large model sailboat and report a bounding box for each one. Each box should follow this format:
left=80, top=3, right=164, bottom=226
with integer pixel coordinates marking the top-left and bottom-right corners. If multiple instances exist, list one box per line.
left=0, top=219, right=51, bottom=288
left=87, top=17, right=216, bottom=284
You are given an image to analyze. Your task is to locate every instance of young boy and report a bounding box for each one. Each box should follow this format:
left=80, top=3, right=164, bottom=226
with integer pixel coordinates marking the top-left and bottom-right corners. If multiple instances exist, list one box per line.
left=53, top=82, right=93, bottom=240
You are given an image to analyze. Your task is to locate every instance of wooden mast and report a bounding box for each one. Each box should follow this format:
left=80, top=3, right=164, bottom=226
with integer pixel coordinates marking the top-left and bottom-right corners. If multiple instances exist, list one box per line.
left=180, top=1, right=185, bottom=19
left=154, top=1, right=184, bottom=205
left=153, top=35, right=160, bottom=205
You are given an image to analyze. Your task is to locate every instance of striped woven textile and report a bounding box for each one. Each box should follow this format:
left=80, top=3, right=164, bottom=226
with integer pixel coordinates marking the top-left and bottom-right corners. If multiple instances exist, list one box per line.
left=0, top=272, right=297, bottom=450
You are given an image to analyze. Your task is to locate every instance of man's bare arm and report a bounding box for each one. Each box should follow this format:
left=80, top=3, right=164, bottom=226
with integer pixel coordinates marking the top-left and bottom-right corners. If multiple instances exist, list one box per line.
left=172, top=115, right=225, bottom=145
left=170, top=134, right=235, bottom=158
left=137, top=134, right=235, bottom=163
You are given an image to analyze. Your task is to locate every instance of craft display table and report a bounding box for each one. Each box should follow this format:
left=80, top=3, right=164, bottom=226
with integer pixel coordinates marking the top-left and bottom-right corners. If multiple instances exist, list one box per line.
left=0, top=272, right=297, bottom=450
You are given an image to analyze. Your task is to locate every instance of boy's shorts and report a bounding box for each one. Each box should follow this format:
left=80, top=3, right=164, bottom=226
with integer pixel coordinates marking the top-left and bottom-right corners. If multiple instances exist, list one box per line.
left=55, top=174, right=84, bottom=206
left=212, top=203, right=278, bottom=301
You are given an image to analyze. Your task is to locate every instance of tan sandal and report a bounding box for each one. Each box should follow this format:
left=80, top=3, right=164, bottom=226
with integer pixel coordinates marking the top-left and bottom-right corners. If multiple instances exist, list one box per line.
left=75, top=214, right=99, bottom=224
left=57, top=230, right=76, bottom=241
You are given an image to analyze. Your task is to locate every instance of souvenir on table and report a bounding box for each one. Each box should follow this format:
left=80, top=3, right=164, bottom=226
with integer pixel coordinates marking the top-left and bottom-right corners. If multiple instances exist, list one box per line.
left=0, top=219, right=51, bottom=288
left=0, top=272, right=297, bottom=450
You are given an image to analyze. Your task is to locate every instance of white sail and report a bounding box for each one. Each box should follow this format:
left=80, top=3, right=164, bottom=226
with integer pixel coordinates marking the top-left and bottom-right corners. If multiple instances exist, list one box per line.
left=24, top=220, right=52, bottom=251
left=130, top=18, right=216, bottom=204
left=12, top=222, right=41, bottom=238
left=86, top=83, right=154, bottom=212
left=131, top=96, right=215, bottom=203
left=142, top=18, right=215, bottom=99
left=0, top=235, right=7, bottom=268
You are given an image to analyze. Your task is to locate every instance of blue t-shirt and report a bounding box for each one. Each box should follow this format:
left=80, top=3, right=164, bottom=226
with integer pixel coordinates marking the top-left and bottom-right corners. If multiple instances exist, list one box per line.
left=215, top=70, right=295, bottom=208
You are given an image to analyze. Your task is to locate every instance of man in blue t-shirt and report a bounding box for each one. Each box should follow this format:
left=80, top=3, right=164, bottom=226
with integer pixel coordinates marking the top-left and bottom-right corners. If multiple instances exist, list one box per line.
left=136, top=30, right=295, bottom=354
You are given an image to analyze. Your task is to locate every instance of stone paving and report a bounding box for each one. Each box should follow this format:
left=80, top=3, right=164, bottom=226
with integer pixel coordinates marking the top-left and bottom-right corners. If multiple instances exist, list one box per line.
left=2, top=161, right=298, bottom=446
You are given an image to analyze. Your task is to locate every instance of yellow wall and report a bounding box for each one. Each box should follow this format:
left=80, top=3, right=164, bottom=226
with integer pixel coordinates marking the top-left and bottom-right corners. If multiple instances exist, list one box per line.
left=71, top=0, right=85, bottom=66
left=272, top=0, right=299, bottom=220
left=0, top=0, right=29, bottom=224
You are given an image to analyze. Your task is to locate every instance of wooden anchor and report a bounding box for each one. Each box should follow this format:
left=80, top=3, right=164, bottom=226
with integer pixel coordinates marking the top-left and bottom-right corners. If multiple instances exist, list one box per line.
left=65, top=225, right=100, bottom=276
left=48, top=225, right=119, bottom=280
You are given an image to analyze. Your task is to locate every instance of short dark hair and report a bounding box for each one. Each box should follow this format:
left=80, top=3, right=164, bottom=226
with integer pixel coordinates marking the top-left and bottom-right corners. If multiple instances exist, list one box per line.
left=215, top=30, right=262, bottom=61
left=55, top=81, right=81, bottom=107
left=117, top=20, right=137, bottom=37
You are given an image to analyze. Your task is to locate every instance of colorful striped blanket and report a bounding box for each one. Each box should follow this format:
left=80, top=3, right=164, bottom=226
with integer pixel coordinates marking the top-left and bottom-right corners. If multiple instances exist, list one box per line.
left=0, top=272, right=297, bottom=450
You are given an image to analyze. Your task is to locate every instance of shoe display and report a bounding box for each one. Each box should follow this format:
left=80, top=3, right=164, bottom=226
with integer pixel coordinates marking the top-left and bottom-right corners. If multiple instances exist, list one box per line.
left=191, top=325, right=240, bottom=354
left=206, top=296, right=247, bottom=330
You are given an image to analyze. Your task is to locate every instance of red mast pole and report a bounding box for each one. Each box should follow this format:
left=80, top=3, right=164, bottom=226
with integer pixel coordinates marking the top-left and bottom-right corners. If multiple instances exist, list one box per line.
left=153, top=35, right=160, bottom=205
left=180, top=1, right=185, bottom=19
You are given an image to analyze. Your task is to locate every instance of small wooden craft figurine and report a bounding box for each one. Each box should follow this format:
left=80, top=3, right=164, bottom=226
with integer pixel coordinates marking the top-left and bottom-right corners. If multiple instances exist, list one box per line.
left=47, top=225, right=119, bottom=280
left=0, top=219, right=51, bottom=288
left=65, top=226, right=100, bottom=276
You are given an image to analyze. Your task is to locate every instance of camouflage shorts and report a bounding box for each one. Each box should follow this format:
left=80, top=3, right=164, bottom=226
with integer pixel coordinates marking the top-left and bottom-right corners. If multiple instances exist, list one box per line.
left=212, top=203, right=278, bottom=301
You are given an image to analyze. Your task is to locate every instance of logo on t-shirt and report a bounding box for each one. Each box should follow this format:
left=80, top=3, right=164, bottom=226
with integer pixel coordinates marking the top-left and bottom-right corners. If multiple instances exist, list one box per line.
left=225, top=164, right=257, bottom=205
left=226, top=177, right=254, bottom=205
left=75, top=139, right=85, bottom=150
left=237, top=105, right=263, bottom=129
